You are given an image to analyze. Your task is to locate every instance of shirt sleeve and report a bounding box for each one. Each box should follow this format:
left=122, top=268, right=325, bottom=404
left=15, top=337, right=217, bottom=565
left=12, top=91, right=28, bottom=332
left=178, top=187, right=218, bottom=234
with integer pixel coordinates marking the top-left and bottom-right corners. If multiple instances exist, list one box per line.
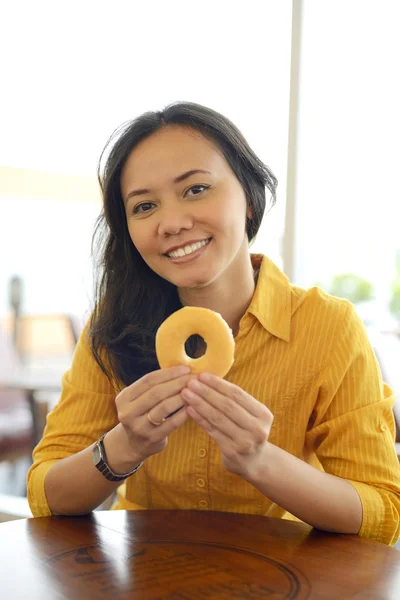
left=305, top=303, right=400, bottom=546
left=27, top=321, right=118, bottom=517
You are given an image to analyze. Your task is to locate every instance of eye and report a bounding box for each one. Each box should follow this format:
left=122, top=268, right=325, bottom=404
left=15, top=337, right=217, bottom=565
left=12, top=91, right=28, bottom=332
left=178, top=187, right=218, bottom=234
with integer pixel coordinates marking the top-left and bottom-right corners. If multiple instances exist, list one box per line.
left=132, top=202, right=156, bottom=215
left=184, top=184, right=210, bottom=197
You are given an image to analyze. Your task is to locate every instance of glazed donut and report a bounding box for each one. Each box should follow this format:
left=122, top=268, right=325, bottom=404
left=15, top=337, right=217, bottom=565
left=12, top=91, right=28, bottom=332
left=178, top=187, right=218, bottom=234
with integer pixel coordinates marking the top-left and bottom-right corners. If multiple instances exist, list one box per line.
left=155, top=307, right=235, bottom=377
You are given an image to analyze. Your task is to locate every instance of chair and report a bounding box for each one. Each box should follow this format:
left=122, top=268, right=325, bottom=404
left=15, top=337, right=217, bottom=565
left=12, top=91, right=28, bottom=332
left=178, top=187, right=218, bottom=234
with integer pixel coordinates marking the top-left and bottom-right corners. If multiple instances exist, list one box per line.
left=0, top=326, right=33, bottom=498
left=0, top=314, right=81, bottom=502
left=0, top=389, right=34, bottom=489
left=1, top=311, right=82, bottom=436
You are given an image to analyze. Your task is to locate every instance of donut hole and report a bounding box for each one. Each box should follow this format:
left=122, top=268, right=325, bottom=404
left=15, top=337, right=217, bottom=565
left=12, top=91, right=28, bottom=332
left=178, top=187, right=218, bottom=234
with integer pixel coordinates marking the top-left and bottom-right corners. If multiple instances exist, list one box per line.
left=185, top=334, right=207, bottom=359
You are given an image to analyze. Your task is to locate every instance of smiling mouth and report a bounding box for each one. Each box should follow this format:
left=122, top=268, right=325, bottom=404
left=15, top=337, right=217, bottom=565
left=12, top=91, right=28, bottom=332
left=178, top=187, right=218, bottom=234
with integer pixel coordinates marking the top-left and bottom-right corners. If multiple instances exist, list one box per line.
left=165, top=238, right=212, bottom=259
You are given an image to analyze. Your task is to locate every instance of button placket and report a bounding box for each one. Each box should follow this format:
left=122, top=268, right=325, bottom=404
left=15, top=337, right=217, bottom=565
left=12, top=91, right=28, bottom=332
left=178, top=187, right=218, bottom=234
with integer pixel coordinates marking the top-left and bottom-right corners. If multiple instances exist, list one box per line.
left=195, top=430, right=209, bottom=509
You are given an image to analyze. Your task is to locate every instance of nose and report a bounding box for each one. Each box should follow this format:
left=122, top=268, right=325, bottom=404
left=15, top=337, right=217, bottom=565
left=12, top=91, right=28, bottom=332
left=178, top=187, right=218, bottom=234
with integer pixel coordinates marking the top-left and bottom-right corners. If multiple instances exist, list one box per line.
left=157, top=205, right=194, bottom=237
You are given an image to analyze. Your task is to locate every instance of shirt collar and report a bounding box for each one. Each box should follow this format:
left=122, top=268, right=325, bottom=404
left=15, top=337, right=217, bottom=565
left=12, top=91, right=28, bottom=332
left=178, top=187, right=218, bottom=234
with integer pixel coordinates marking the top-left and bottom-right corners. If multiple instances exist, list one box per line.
left=247, top=254, right=292, bottom=342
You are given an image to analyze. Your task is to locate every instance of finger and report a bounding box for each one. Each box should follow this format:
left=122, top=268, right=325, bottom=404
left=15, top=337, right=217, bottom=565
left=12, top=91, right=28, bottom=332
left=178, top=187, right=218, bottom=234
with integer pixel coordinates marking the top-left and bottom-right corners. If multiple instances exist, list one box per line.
left=117, top=365, right=190, bottom=404
left=138, top=374, right=197, bottom=413
left=182, top=388, right=238, bottom=440
left=185, top=379, right=255, bottom=430
left=146, top=393, right=186, bottom=424
left=187, top=405, right=232, bottom=448
left=197, top=373, right=268, bottom=418
left=148, top=404, right=190, bottom=434
left=119, top=374, right=194, bottom=420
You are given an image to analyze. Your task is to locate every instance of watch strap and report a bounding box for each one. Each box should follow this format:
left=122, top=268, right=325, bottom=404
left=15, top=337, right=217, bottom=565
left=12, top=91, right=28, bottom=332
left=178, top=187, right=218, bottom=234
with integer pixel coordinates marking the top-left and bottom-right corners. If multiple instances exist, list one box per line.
left=93, top=432, right=143, bottom=482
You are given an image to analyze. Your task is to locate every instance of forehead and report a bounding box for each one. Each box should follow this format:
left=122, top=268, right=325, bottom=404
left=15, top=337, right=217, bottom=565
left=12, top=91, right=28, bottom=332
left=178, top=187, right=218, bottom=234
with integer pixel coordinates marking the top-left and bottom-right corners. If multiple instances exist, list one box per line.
left=121, top=126, right=227, bottom=190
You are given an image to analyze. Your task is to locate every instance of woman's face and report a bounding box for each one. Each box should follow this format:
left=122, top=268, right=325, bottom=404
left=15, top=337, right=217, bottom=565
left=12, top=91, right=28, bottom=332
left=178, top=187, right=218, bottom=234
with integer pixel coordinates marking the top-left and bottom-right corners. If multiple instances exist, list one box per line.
left=120, top=125, right=250, bottom=290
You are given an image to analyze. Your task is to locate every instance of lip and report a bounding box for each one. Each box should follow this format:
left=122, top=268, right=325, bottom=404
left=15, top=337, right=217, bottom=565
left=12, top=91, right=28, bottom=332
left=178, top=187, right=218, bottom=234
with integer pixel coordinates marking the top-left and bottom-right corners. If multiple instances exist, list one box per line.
left=164, top=238, right=212, bottom=264
left=163, top=238, right=211, bottom=256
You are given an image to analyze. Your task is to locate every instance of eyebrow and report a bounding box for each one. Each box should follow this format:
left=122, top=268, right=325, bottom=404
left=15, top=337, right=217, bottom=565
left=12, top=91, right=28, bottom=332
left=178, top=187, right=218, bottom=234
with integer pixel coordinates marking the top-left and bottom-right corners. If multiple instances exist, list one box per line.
left=124, top=169, right=211, bottom=204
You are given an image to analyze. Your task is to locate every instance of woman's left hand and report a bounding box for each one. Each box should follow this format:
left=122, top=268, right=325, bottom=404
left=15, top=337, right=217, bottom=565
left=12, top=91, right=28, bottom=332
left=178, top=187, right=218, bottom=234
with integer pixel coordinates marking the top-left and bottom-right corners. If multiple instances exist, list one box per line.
left=181, top=372, right=274, bottom=481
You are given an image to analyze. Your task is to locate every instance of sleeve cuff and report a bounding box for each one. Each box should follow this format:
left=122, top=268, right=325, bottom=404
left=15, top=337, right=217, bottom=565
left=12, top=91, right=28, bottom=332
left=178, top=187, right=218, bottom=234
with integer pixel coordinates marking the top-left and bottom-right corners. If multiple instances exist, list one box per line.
left=27, top=460, right=58, bottom=517
left=348, top=479, right=394, bottom=545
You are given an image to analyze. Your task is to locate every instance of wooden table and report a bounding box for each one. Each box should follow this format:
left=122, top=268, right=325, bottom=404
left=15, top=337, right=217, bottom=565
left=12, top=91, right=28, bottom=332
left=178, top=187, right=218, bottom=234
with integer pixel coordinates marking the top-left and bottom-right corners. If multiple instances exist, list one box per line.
left=1, top=510, right=400, bottom=599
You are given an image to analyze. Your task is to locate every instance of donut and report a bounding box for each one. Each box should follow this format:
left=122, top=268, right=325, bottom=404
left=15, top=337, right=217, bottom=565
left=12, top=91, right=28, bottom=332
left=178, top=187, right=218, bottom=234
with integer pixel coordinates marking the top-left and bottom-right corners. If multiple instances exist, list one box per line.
left=155, top=306, right=235, bottom=377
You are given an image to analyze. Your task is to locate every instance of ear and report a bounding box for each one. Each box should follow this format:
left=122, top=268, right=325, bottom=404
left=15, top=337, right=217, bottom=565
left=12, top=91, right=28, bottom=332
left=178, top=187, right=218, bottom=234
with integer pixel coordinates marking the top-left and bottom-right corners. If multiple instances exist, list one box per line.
left=246, top=204, right=253, bottom=219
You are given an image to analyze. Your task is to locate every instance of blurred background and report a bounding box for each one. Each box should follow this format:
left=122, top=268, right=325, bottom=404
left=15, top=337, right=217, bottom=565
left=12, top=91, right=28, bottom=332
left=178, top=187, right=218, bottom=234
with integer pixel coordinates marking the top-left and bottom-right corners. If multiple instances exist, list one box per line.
left=0, top=0, right=399, bottom=520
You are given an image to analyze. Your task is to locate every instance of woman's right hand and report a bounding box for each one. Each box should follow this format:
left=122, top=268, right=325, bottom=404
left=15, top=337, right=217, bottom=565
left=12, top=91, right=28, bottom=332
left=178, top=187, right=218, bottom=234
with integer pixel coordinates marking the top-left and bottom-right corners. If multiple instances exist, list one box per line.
left=113, top=365, right=194, bottom=466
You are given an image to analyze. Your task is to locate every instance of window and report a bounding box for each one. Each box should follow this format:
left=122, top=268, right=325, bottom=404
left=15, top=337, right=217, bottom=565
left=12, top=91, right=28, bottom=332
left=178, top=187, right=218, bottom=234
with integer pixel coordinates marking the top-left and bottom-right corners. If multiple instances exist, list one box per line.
left=293, top=0, right=400, bottom=333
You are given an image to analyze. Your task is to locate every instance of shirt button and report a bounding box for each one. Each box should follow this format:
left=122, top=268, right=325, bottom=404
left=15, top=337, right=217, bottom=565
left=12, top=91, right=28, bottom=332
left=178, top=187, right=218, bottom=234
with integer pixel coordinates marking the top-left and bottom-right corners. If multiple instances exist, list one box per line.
left=198, top=448, right=207, bottom=458
left=198, top=500, right=208, bottom=508
left=196, top=478, right=206, bottom=488
left=379, top=422, right=386, bottom=432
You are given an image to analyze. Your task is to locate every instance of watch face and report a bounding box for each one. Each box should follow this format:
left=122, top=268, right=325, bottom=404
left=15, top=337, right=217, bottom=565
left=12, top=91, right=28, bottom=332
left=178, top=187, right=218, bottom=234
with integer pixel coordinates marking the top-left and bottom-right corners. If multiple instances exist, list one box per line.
left=93, top=442, right=102, bottom=467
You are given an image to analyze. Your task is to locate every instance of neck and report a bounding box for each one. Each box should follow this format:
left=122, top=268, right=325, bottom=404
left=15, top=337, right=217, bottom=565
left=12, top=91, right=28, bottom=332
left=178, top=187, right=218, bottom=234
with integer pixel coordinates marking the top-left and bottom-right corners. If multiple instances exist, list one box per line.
left=178, top=251, right=256, bottom=337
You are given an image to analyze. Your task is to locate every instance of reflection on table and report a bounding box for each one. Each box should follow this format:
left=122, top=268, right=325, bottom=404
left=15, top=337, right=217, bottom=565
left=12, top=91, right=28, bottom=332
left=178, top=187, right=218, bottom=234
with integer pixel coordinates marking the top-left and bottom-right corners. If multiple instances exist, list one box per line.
left=1, top=510, right=400, bottom=599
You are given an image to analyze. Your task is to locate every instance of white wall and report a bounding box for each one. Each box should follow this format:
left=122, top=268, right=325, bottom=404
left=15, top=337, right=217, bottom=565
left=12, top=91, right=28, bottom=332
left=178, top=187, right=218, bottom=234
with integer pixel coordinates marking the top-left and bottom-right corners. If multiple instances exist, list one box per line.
left=1, top=0, right=293, bottom=319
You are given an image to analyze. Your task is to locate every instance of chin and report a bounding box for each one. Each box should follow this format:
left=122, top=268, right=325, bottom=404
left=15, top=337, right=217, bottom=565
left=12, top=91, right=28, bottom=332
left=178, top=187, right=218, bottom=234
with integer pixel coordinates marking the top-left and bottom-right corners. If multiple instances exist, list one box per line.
left=173, top=269, right=219, bottom=290
left=155, top=260, right=220, bottom=290
left=182, top=279, right=212, bottom=290
left=168, top=275, right=208, bottom=290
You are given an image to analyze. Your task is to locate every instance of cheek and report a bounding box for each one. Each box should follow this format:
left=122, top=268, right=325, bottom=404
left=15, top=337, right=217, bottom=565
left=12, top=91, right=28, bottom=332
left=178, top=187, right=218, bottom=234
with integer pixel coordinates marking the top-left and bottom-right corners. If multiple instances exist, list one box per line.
left=221, top=202, right=248, bottom=236
left=127, top=223, right=153, bottom=256
left=212, top=187, right=247, bottom=227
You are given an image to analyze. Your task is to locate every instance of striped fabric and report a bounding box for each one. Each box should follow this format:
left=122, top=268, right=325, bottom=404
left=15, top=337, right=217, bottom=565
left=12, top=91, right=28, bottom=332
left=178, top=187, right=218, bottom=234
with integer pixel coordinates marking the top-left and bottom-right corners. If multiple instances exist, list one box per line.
left=27, top=254, right=400, bottom=545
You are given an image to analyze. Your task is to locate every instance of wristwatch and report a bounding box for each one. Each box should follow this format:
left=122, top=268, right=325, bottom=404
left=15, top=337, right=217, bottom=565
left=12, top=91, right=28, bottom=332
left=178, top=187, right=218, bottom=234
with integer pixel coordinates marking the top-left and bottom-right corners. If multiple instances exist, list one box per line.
left=92, top=432, right=143, bottom=482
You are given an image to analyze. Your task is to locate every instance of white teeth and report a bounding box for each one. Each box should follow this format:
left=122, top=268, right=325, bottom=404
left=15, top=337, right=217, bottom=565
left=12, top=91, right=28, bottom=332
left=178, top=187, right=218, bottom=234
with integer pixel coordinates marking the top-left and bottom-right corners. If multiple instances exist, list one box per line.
left=168, top=239, right=209, bottom=258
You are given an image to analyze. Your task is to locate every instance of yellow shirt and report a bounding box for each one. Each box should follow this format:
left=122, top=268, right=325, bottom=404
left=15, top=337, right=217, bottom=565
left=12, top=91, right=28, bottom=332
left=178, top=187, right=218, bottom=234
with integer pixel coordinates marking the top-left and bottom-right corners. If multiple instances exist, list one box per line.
left=27, top=255, right=400, bottom=545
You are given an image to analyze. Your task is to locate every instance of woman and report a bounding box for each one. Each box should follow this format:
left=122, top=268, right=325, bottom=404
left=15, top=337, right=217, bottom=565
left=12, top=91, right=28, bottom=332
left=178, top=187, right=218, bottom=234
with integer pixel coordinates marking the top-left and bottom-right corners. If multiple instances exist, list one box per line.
left=27, top=102, right=400, bottom=546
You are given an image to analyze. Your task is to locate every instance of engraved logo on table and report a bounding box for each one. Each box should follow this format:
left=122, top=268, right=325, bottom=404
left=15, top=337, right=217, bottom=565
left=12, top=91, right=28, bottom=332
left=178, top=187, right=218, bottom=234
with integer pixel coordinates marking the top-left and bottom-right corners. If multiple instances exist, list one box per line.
left=46, top=541, right=311, bottom=599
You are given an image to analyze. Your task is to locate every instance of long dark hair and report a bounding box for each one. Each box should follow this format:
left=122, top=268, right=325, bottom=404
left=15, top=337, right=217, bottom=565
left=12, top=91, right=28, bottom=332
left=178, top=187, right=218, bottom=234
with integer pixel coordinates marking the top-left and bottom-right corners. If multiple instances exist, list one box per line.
left=89, top=101, right=277, bottom=388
